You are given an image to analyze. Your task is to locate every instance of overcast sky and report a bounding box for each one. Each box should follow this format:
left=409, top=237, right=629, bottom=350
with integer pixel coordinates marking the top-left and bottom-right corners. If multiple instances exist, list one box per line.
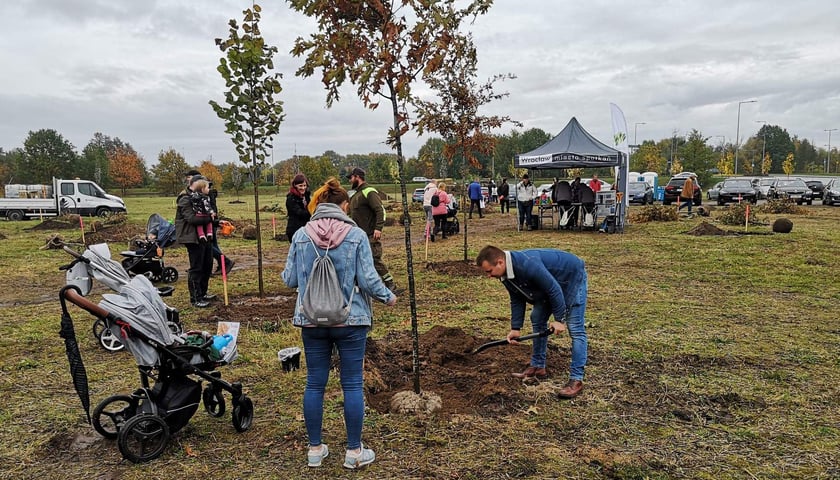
left=2, top=0, right=839, bottom=168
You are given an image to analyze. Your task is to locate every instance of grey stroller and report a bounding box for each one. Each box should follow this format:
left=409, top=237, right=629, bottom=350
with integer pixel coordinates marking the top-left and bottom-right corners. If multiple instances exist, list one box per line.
left=60, top=243, right=180, bottom=352
left=59, top=274, right=253, bottom=463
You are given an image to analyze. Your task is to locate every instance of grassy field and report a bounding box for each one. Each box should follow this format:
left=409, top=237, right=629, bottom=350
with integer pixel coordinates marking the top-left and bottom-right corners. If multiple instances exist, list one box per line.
left=0, top=191, right=838, bottom=479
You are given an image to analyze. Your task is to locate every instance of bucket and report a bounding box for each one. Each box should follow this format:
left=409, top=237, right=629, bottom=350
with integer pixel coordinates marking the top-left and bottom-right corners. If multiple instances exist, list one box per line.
left=278, top=347, right=301, bottom=372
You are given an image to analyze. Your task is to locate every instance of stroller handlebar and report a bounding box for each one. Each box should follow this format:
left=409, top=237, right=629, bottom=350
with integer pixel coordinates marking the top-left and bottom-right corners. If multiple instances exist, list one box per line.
left=62, top=286, right=110, bottom=319
left=63, top=246, right=90, bottom=263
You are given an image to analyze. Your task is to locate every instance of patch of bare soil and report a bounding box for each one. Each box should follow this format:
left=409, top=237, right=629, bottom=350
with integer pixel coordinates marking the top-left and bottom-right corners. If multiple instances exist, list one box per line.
left=425, top=260, right=481, bottom=276
left=191, top=294, right=566, bottom=416
left=365, top=325, right=567, bottom=415
left=194, top=292, right=298, bottom=331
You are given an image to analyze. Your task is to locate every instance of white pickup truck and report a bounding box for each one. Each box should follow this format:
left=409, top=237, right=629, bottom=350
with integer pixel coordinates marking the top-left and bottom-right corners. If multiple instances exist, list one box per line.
left=1, top=178, right=127, bottom=220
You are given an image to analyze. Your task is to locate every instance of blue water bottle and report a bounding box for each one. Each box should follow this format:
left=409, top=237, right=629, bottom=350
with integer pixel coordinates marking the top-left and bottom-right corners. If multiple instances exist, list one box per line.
left=212, top=334, right=233, bottom=351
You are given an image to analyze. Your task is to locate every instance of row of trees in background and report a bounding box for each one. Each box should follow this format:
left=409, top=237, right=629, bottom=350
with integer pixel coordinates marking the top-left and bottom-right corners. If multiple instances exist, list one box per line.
left=2, top=123, right=837, bottom=196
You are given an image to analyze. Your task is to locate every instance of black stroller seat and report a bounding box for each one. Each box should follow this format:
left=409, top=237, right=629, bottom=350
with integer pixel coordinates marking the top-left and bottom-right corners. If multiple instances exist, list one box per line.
left=120, top=213, right=179, bottom=284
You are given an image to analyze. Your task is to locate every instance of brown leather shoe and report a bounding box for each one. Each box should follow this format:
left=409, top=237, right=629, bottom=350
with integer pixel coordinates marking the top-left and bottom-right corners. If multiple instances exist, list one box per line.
left=511, top=366, right=547, bottom=379
left=557, top=380, right=583, bottom=399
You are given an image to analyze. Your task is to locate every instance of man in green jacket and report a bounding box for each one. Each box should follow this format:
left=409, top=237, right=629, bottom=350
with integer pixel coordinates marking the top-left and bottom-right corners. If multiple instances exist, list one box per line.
left=347, top=167, right=399, bottom=293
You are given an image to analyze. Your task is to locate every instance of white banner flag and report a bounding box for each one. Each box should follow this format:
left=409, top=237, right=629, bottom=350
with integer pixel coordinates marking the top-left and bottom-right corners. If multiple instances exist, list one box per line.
left=609, top=103, right=631, bottom=217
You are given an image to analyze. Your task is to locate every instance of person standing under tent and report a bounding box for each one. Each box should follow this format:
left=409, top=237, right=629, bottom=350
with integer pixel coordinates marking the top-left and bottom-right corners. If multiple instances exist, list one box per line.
left=516, top=174, right=538, bottom=230
left=588, top=174, right=602, bottom=194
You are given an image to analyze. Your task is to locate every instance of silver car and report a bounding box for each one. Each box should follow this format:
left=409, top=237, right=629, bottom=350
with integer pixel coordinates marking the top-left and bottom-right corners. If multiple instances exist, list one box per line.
left=707, top=182, right=723, bottom=201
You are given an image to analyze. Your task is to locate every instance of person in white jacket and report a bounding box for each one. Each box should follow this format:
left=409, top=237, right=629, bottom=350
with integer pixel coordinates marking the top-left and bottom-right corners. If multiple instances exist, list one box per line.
left=516, top=174, right=538, bottom=230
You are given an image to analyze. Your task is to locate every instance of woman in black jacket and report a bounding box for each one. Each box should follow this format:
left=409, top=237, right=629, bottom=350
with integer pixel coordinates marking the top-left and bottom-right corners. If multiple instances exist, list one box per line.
left=286, top=173, right=311, bottom=242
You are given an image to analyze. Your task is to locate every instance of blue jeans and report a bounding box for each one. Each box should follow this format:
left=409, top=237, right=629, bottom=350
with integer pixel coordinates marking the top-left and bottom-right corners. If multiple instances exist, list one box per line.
left=517, top=200, right=533, bottom=227
left=678, top=197, right=693, bottom=213
left=528, top=273, right=588, bottom=380
left=301, top=326, right=369, bottom=450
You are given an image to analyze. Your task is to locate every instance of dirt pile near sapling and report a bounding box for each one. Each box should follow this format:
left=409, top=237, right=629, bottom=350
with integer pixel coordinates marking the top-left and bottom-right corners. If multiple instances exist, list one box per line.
left=364, top=325, right=567, bottom=415
left=685, top=221, right=735, bottom=236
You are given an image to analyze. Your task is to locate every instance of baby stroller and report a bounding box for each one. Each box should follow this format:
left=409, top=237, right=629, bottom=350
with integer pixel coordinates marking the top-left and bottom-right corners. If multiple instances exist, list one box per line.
left=59, top=275, right=254, bottom=463
left=442, top=205, right=460, bottom=236
left=120, top=213, right=179, bottom=284
left=61, top=243, right=180, bottom=352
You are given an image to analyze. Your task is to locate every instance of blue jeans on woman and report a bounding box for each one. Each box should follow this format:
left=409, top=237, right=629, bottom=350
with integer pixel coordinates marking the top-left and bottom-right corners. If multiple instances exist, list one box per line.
left=528, top=273, right=588, bottom=381
left=301, top=326, right=369, bottom=450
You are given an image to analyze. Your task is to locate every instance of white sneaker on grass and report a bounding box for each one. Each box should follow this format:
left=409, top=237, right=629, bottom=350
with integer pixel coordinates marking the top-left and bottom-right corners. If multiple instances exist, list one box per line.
left=307, top=444, right=328, bottom=467
left=343, top=444, right=375, bottom=469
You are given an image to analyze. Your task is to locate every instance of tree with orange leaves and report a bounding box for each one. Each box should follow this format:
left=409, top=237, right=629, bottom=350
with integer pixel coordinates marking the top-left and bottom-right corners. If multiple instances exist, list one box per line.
left=108, top=147, right=144, bottom=196
left=198, top=160, right=223, bottom=189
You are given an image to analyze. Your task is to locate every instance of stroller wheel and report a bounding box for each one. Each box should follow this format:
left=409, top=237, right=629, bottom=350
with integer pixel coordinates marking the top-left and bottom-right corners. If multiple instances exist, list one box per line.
left=118, top=414, right=170, bottom=463
left=92, top=394, right=137, bottom=439
left=203, top=386, right=226, bottom=418
left=99, top=327, right=125, bottom=352
left=92, top=318, right=106, bottom=340
left=161, top=267, right=179, bottom=284
left=232, top=395, right=254, bottom=432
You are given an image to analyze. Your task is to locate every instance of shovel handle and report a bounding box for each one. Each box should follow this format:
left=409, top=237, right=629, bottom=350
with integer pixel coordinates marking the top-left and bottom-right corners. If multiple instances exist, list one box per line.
left=512, top=326, right=555, bottom=342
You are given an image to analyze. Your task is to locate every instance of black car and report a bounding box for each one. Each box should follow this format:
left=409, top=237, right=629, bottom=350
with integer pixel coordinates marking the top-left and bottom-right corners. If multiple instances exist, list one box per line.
left=717, top=179, right=758, bottom=205
left=768, top=178, right=812, bottom=205
left=627, top=181, right=654, bottom=204
left=662, top=175, right=702, bottom=206
left=805, top=180, right=825, bottom=201
left=822, top=178, right=840, bottom=206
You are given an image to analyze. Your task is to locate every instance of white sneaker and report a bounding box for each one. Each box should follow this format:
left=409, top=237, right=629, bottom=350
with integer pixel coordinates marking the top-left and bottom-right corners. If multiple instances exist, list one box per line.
left=307, top=444, right=328, bottom=467
left=343, top=443, right=375, bottom=469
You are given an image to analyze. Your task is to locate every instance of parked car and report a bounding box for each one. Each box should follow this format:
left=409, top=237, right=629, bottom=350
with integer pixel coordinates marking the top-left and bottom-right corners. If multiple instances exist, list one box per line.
left=821, top=178, right=840, bottom=205
left=627, top=181, right=654, bottom=204
left=412, top=188, right=425, bottom=203
left=768, top=178, right=812, bottom=205
left=717, top=178, right=759, bottom=205
left=707, top=182, right=723, bottom=201
left=662, top=174, right=702, bottom=206
left=752, top=177, right=776, bottom=199
left=805, top=180, right=825, bottom=201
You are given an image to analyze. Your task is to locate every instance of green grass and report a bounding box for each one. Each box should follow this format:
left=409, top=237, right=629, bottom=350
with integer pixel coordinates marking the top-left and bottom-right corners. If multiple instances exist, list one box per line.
left=0, top=197, right=839, bottom=479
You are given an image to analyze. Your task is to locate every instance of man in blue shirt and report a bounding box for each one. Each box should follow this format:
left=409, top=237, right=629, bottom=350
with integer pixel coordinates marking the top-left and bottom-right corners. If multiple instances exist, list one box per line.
left=476, top=245, right=588, bottom=399
left=467, top=179, right=484, bottom=219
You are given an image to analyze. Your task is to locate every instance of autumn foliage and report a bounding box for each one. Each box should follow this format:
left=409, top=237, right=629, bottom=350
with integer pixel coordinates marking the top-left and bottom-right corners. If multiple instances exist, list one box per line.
left=108, top=147, right=144, bottom=195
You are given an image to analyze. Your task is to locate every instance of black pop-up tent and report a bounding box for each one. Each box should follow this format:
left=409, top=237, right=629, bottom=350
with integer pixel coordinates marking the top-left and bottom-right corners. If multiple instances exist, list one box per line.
left=515, top=117, right=622, bottom=168
left=514, top=117, right=627, bottom=230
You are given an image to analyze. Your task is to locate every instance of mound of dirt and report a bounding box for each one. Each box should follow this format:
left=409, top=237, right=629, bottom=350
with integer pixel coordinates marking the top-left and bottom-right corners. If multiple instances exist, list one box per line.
left=685, top=221, right=736, bottom=236
left=29, top=218, right=79, bottom=230
left=425, top=260, right=481, bottom=276
left=365, top=325, right=567, bottom=415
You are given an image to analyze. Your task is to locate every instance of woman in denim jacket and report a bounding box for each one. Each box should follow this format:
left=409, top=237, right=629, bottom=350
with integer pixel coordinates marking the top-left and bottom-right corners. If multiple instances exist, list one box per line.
left=282, top=177, right=397, bottom=470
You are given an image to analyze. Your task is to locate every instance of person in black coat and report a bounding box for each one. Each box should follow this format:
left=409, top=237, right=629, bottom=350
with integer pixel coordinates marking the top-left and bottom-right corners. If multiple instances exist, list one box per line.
left=208, top=182, right=235, bottom=275
left=286, top=173, right=311, bottom=242
left=497, top=178, right=510, bottom=214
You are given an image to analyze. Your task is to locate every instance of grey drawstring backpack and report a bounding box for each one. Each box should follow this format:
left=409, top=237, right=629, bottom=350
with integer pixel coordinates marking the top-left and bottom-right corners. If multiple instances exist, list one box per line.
left=300, top=234, right=354, bottom=326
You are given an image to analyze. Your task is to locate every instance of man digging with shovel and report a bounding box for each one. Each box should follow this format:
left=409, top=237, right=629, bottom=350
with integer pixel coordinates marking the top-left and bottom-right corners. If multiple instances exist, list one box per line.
left=476, top=245, right=589, bottom=399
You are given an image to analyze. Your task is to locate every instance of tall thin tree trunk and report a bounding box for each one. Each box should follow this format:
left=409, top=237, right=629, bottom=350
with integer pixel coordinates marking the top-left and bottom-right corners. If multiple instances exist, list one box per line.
left=388, top=80, right=421, bottom=395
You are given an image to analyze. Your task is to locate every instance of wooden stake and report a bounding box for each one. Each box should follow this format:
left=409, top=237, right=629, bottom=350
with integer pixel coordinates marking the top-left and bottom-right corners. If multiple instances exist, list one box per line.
left=221, top=254, right=229, bottom=306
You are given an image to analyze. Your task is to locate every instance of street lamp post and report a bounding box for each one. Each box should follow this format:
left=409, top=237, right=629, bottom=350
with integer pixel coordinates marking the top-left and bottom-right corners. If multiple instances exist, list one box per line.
left=756, top=121, right=767, bottom=174
left=634, top=122, right=646, bottom=145
left=734, top=100, right=757, bottom=175
left=826, top=128, right=838, bottom=174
